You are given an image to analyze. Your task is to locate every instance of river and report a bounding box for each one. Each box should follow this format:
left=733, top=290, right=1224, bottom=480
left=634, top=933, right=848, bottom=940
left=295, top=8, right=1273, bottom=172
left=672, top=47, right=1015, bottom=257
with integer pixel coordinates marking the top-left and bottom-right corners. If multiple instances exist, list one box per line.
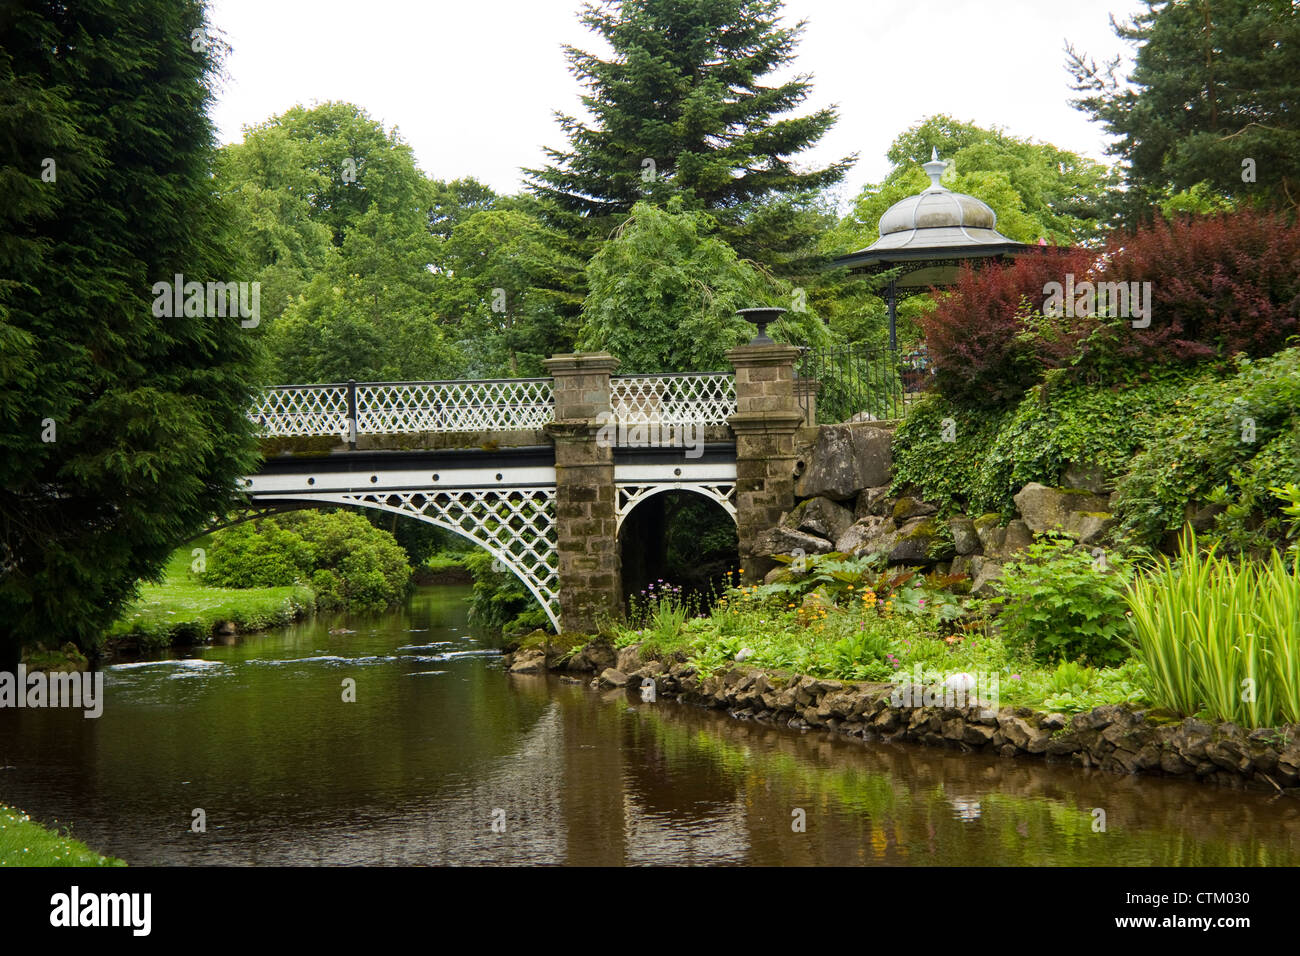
left=1, top=585, right=1296, bottom=865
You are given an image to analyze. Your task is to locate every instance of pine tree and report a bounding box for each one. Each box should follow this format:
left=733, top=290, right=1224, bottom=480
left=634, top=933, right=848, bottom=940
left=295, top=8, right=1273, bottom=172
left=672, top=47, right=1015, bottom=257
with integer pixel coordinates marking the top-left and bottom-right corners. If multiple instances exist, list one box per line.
left=526, top=0, right=853, bottom=268
left=1067, top=0, right=1300, bottom=218
left=0, top=0, right=261, bottom=665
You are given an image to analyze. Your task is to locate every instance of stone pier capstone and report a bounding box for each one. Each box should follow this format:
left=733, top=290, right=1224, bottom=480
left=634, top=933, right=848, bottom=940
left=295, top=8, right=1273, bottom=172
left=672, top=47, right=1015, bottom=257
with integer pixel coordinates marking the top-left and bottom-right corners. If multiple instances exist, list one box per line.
left=727, top=341, right=804, bottom=584
left=543, top=352, right=622, bottom=633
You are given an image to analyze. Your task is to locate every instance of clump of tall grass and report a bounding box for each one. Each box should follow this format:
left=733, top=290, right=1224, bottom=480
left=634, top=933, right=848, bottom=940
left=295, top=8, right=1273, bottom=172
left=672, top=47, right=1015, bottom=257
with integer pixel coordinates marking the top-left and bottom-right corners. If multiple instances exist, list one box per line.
left=1126, top=530, right=1300, bottom=727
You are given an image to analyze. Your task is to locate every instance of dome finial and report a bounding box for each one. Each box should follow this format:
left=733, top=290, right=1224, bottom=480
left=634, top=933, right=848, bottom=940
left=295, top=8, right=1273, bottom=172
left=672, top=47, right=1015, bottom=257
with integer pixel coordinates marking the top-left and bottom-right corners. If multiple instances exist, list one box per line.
left=922, top=148, right=947, bottom=191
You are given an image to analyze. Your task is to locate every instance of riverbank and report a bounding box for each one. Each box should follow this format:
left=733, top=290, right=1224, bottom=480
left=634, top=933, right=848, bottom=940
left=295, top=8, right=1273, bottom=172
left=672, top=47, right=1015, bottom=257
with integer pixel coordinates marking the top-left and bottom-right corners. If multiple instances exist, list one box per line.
left=506, top=637, right=1300, bottom=794
left=0, top=804, right=124, bottom=867
left=107, top=547, right=315, bottom=653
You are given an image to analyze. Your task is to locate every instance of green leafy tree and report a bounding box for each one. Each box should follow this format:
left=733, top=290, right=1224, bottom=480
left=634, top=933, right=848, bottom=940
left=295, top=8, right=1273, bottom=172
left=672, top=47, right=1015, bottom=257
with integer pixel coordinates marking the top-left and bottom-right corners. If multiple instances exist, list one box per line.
left=576, top=199, right=830, bottom=371
left=0, top=1, right=261, bottom=665
left=265, top=201, right=463, bottom=383
left=218, top=102, right=460, bottom=383
left=441, top=204, right=587, bottom=376
left=526, top=0, right=853, bottom=270
left=1067, top=0, right=1300, bottom=218
left=204, top=511, right=411, bottom=612
left=213, top=123, right=335, bottom=325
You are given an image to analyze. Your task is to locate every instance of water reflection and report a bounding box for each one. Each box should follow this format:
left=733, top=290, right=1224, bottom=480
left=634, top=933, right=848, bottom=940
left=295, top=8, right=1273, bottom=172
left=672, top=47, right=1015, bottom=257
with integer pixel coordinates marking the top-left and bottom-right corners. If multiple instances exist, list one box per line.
left=0, top=586, right=1296, bottom=866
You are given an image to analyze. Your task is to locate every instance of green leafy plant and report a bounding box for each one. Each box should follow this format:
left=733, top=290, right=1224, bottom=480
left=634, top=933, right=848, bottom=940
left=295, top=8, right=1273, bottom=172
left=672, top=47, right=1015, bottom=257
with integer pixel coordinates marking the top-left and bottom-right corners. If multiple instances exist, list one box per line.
left=828, top=623, right=895, bottom=682
left=1112, top=347, right=1300, bottom=551
left=204, top=511, right=410, bottom=613
left=990, top=535, right=1133, bottom=666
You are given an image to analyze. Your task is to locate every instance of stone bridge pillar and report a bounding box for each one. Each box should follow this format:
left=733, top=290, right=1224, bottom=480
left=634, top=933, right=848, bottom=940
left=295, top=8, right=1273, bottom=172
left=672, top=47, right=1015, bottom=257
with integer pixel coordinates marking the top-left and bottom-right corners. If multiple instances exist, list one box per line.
left=727, top=342, right=804, bottom=585
left=543, top=352, right=621, bottom=634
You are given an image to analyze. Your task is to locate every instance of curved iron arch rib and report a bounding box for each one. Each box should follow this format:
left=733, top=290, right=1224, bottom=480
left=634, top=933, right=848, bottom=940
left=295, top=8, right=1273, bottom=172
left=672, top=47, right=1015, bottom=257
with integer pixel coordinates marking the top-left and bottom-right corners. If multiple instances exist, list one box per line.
left=246, top=489, right=560, bottom=631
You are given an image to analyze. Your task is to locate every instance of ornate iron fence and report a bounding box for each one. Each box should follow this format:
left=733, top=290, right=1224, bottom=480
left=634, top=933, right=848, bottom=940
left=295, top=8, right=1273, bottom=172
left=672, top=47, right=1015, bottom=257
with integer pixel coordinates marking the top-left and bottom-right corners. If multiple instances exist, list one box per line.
left=609, top=372, right=737, bottom=426
left=796, top=346, right=932, bottom=424
left=251, top=378, right=556, bottom=438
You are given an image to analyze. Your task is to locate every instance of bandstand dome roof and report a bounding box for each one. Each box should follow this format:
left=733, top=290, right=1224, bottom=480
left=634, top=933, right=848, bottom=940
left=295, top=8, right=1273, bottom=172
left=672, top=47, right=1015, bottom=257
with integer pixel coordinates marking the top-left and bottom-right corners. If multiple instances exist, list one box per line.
left=834, top=149, right=1028, bottom=287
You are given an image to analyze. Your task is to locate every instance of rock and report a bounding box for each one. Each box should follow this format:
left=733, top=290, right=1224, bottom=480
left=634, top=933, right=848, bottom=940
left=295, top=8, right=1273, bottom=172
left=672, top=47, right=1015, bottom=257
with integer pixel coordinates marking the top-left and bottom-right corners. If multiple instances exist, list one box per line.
left=598, top=668, right=630, bottom=688
left=873, top=709, right=899, bottom=732
left=998, top=714, right=1050, bottom=753
left=891, top=496, right=939, bottom=522
left=835, top=515, right=886, bottom=553
left=1002, top=519, right=1034, bottom=555
left=1061, top=460, right=1110, bottom=494
left=1041, top=712, right=1069, bottom=731
left=970, top=558, right=1004, bottom=597
left=508, top=646, right=547, bottom=673
left=855, top=485, right=893, bottom=519
left=1012, top=482, right=1113, bottom=540
left=941, top=718, right=966, bottom=741
left=1206, top=725, right=1253, bottom=773
left=887, top=517, right=951, bottom=564
left=753, top=526, right=834, bottom=557
left=1160, top=751, right=1194, bottom=775
left=948, top=514, right=980, bottom=555
left=1073, top=704, right=1130, bottom=733
left=794, top=424, right=893, bottom=501
left=848, top=410, right=878, bottom=423
left=1074, top=513, right=1117, bottom=546
left=1046, top=733, right=1082, bottom=756
left=567, top=642, right=616, bottom=673
left=616, top=645, right=644, bottom=673
left=784, top=496, right=855, bottom=543
left=735, top=648, right=755, bottom=663
left=973, top=514, right=1004, bottom=553
left=963, top=723, right=996, bottom=746
left=842, top=520, right=894, bottom=558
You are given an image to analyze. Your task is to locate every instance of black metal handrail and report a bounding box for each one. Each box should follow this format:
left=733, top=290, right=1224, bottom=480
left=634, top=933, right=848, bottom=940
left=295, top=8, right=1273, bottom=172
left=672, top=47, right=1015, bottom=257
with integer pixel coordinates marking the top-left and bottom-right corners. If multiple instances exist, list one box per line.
left=796, top=345, right=932, bottom=424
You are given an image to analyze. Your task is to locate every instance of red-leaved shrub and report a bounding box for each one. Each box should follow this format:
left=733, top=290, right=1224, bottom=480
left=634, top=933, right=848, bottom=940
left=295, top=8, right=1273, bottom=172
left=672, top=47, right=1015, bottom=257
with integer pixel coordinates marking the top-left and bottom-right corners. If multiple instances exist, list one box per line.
left=921, top=210, right=1300, bottom=406
left=1099, top=210, right=1300, bottom=365
left=920, top=245, right=1097, bottom=407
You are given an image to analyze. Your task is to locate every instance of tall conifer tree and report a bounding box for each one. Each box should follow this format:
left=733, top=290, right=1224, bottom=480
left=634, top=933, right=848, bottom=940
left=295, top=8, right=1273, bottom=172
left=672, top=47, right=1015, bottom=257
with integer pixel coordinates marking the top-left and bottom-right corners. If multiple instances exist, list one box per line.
left=0, top=0, right=260, bottom=664
left=526, top=0, right=853, bottom=268
left=1068, top=0, right=1300, bottom=218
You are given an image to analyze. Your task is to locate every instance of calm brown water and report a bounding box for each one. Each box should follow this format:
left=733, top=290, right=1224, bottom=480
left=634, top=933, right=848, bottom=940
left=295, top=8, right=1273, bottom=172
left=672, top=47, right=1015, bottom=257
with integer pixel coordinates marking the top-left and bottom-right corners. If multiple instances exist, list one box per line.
left=1, top=585, right=1297, bottom=866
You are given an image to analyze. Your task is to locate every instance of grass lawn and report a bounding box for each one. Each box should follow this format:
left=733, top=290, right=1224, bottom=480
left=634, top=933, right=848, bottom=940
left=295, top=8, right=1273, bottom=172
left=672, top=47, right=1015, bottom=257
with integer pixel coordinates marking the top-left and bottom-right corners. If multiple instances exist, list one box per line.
left=0, top=805, right=125, bottom=867
left=107, top=540, right=315, bottom=649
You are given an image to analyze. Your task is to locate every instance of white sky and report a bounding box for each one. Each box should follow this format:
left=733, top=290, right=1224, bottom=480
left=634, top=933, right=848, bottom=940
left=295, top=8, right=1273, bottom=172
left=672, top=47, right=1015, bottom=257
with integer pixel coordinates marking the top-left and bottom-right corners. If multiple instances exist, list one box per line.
left=207, top=0, right=1145, bottom=207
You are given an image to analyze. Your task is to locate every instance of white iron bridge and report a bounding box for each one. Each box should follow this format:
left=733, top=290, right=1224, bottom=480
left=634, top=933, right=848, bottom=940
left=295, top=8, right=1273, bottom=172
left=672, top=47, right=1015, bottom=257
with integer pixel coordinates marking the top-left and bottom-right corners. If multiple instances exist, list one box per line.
left=242, top=373, right=742, bottom=631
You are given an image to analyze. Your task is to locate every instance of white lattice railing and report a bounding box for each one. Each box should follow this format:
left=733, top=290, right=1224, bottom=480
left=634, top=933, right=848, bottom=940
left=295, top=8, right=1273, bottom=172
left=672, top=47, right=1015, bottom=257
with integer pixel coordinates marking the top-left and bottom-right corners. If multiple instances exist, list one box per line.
left=250, top=384, right=352, bottom=438
left=252, top=372, right=739, bottom=438
left=610, top=373, right=736, bottom=426
left=251, top=379, right=555, bottom=437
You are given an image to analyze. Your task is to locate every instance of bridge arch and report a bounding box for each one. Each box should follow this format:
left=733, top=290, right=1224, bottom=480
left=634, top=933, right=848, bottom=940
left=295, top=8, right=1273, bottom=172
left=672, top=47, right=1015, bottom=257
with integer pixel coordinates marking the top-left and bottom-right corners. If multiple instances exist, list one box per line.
left=614, top=483, right=736, bottom=533
left=245, top=490, right=560, bottom=631
left=616, top=485, right=739, bottom=608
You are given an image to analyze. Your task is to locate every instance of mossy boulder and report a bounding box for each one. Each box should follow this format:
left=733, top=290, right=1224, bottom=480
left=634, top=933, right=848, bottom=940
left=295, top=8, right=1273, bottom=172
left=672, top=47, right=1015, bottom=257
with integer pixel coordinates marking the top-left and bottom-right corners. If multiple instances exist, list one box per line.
left=782, top=496, right=854, bottom=543
left=888, top=517, right=953, bottom=564
left=1013, top=482, right=1115, bottom=543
